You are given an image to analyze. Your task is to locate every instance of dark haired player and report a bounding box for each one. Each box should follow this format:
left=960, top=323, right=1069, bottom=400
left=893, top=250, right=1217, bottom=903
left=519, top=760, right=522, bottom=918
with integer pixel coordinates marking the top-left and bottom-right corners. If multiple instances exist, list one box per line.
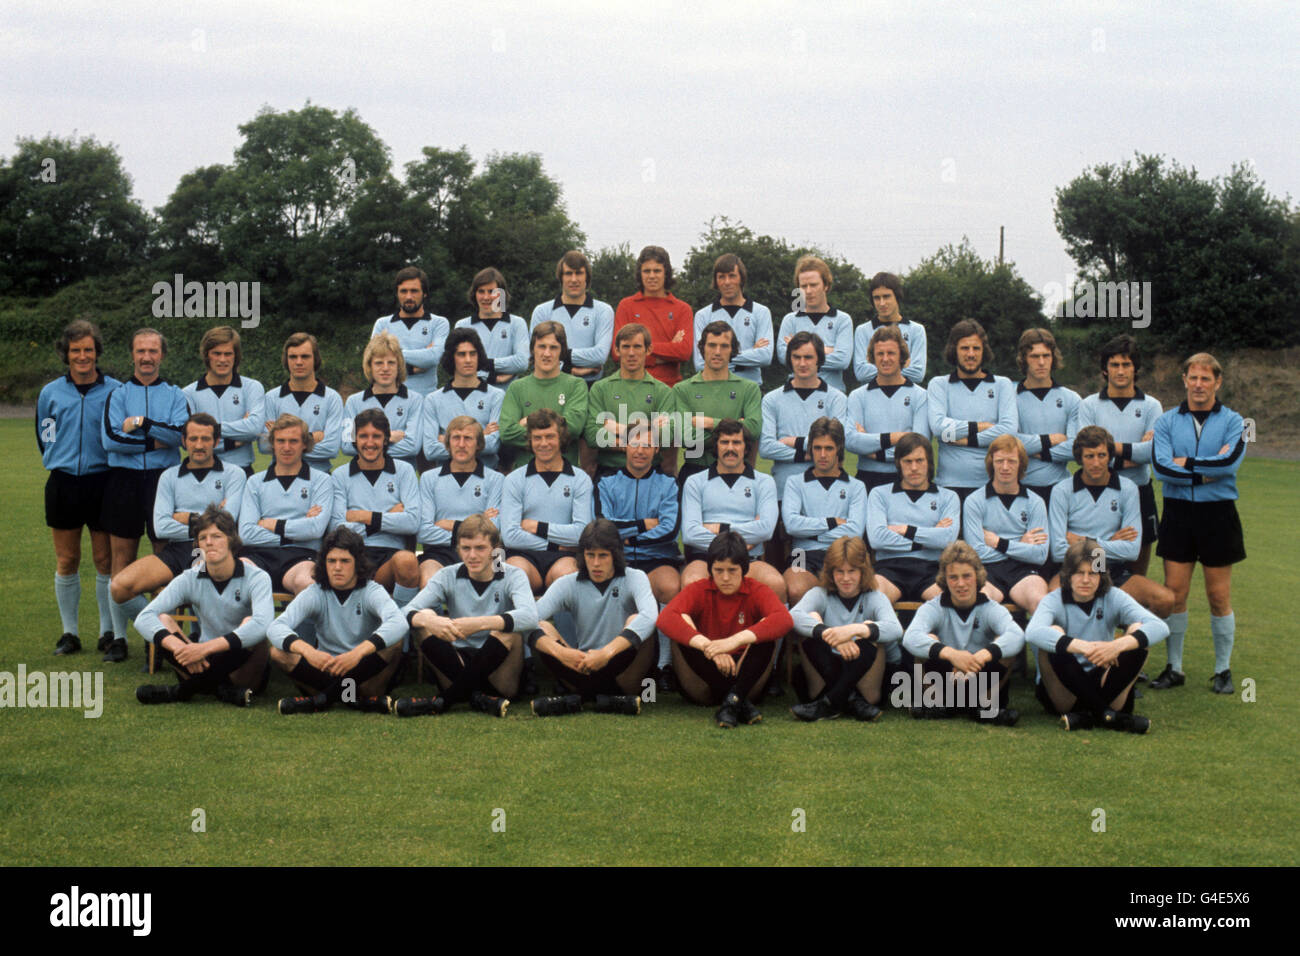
left=853, top=271, right=926, bottom=385
left=182, top=325, right=265, bottom=475
left=260, top=332, right=344, bottom=473
left=422, top=327, right=505, bottom=469
left=370, top=265, right=450, bottom=396
left=613, top=246, right=694, bottom=387
left=691, top=253, right=773, bottom=385
left=455, top=267, right=530, bottom=385
left=530, top=250, right=615, bottom=384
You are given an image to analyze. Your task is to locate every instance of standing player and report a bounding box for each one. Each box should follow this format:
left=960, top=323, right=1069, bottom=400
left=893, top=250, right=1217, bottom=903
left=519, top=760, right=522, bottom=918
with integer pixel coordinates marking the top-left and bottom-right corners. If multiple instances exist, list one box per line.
left=182, top=326, right=265, bottom=475
left=658, top=532, right=793, bottom=728
left=38, top=319, right=120, bottom=656
left=267, top=528, right=406, bottom=715
left=845, top=324, right=929, bottom=495
left=789, top=536, right=902, bottom=721
left=527, top=520, right=658, bottom=716
left=780, top=418, right=867, bottom=607
left=901, top=542, right=1025, bottom=724
left=260, top=332, right=344, bottom=473
left=239, top=414, right=334, bottom=596
left=331, top=409, right=421, bottom=601
left=395, top=515, right=539, bottom=718
left=422, top=327, right=505, bottom=469
left=1026, top=537, right=1168, bottom=732
left=1047, top=426, right=1174, bottom=617
left=100, top=328, right=189, bottom=662
left=852, top=272, right=926, bottom=385
left=418, top=416, right=504, bottom=585
left=370, top=266, right=449, bottom=396
left=672, top=321, right=763, bottom=482
left=691, top=253, right=773, bottom=385
left=134, top=506, right=273, bottom=707
left=1014, top=328, right=1080, bottom=506
left=1150, top=353, right=1247, bottom=694
left=680, top=420, right=784, bottom=602
left=111, top=413, right=245, bottom=623
left=500, top=409, right=594, bottom=591
left=499, top=321, right=589, bottom=467
left=962, top=434, right=1049, bottom=613
left=1076, top=335, right=1164, bottom=576
left=586, top=323, right=676, bottom=475
left=342, top=333, right=423, bottom=466
left=776, top=256, right=853, bottom=393
left=455, top=267, right=530, bottom=386
left=530, top=250, right=614, bottom=385
left=612, top=246, right=694, bottom=387
left=866, top=433, right=960, bottom=605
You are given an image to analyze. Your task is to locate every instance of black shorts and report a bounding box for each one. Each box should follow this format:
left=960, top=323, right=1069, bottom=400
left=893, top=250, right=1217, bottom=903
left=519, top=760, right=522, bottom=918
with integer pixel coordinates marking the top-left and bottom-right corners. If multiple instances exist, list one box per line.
left=855, top=470, right=896, bottom=494
left=157, top=539, right=197, bottom=576
left=506, top=548, right=573, bottom=578
left=787, top=548, right=826, bottom=575
left=419, top=545, right=459, bottom=568
left=100, top=467, right=166, bottom=539
left=364, top=546, right=399, bottom=570
left=984, top=558, right=1044, bottom=596
left=873, top=557, right=938, bottom=602
left=626, top=556, right=683, bottom=574
left=1157, top=498, right=1245, bottom=567
left=1138, top=481, right=1159, bottom=544
left=243, top=546, right=315, bottom=592
left=1108, top=562, right=1132, bottom=587
left=45, top=469, right=109, bottom=532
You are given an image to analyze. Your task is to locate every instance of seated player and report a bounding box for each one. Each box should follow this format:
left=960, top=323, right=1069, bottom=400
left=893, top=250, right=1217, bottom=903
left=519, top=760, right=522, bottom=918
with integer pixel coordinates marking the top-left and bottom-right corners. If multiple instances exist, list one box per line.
left=331, top=409, right=420, bottom=600
left=866, top=433, right=960, bottom=604
left=1150, top=352, right=1247, bottom=694
left=418, top=416, right=504, bottom=585
left=680, top=420, right=784, bottom=602
left=423, top=327, right=505, bottom=469
left=110, top=413, right=245, bottom=621
left=853, top=271, right=926, bottom=384
left=134, top=506, right=273, bottom=707
left=499, top=320, right=589, bottom=466
left=238, top=414, right=334, bottom=595
left=788, top=536, right=902, bottom=722
left=1026, top=537, right=1168, bottom=732
left=530, top=250, right=615, bottom=385
left=901, top=541, right=1025, bottom=725
left=267, top=527, right=407, bottom=715
left=39, top=318, right=120, bottom=656
left=394, top=515, right=539, bottom=718
left=454, top=267, right=530, bottom=386
left=781, top=417, right=867, bottom=607
left=260, top=332, right=344, bottom=473
left=370, top=265, right=449, bottom=396
left=500, top=409, right=594, bottom=591
left=183, top=325, right=265, bottom=476
left=845, top=324, right=929, bottom=494
left=341, top=332, right=423, bottom=466
left=1048, top=425, right=1174, bottom=616
left=658, top=531, right=793, bottom=728
left=962, top=434, right=1049, bottom=613
left=527, top=520, right=658, bottom=716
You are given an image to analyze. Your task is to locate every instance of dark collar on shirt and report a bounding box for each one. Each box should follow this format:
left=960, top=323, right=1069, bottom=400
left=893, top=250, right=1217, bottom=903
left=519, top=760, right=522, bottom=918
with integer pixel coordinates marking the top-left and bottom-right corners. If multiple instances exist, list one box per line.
left=280, top=380, right=327, bottom=397
left=866, top=378, right=910, bottom=393
left=446, top=379, right=490, bottom=395
left=195, top=373, right=243, bottom=391
left=526, top=461, right=575, bottom=478
left=709, top=297, right=753, bottom=312
left=442, top=461, right=486, bottom=483
left=551, top=293, right=594, bottom=309
left=891, top=480, right=934, bottom=502
left=707, top=465, right=756, bottom=482
left=272, top=462, right=313, bottom=489
left=984, top=482, right=1026, bottom=507
left=328, top=584, right=361, bottom=603
left=65, top=371, right=106, bottom=387
left=1072, top=471, right=1121, bottom=493
left=1098, top=387, right=1147, bottom=404
left=181, top=457, right=225, bottom=477
left=783, top=379, right=828, bottom=394
left=363, top=384, right=409, bottom=401
left=804, top=468, right=848, bottom=486
left=1017, top=380, right=1058, bottom=395
left=795, top=309, right=839, bottom=320
left=618, top=466, right=662, bottom=481
left=389, top=310, right=427, bottom=328
left=349, top=455, right=396, bottom=476
left=129, top=375, right=170, bottom=387
left=198, top=560, right=246, bottom=585
left=948, top=371, right=990, bottom=387
left=940, top=591, right=988, bottom=620
left=1176, top=399, right=1222, bottom=415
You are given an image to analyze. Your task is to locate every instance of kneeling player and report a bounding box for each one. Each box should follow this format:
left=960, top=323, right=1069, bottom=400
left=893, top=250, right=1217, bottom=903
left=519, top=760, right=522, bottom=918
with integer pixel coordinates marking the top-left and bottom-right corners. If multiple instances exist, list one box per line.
left=901, top=542, right=1024, bottom=724
left=657, top=532, right=793, bottom=728
left=1026, top=537, right=1168, bottom=733
left=789, top=536, right=902, bottom=722
left=134, top=506, right=273, bottom=706
left=395, top=515, right=539, bottom=717
left=266, top=527, right=407, bottom=715
left=528, top=520, right=658, bottom=716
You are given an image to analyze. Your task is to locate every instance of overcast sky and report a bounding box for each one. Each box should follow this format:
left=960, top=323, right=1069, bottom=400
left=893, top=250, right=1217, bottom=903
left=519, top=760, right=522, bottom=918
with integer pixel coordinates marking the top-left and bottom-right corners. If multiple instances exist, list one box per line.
left=3, top=0, right=1295, bottom=313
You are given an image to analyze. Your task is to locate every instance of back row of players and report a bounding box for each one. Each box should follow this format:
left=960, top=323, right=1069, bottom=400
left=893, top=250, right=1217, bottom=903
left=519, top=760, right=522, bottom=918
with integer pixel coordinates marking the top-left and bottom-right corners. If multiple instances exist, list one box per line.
left=37, top=248, right=1247, bottom=728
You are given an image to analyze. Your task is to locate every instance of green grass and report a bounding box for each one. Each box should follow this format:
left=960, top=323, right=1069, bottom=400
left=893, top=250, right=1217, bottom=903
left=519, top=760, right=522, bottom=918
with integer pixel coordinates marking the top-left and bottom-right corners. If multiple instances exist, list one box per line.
left=1, top=420, right=1296, bottom=865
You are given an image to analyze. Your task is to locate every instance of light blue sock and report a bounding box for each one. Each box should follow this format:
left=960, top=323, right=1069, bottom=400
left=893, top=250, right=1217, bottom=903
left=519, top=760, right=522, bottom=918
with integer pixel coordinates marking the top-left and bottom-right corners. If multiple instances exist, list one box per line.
left=1164, top=611, right=1188, bottom=672
left=1211, top=612, right=1235, bottom=674
left=393, top=584, right=418, bottom=606
left=95, top=574, right=113, bottom=635
left=54, top=574, right=81, bottom=634
left=110, top=594, right=148, bottom=643
left=656, top=603, right=672, bottom=669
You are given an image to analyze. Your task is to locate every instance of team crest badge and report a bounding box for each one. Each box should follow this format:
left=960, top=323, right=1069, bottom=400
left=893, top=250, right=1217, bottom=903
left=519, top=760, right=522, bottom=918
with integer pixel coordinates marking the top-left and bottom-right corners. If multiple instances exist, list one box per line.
left=215, top=479, right=223, bottom=490
left=612, top=586, right=619, bottom=597
left=386, top=481, right=395, bottom=493
left=558, top=393, right=566, bottom=406
left=477, top=400, right=485, bottom=410
left=474, top=485, right=482, bottom=497
left=817, top=400, right=824, bottom=410
left=1020, top=511, right=1028, bottom=522
left=494, top=592, right=501, bottom=603
left=730, top=391, right=736, bottom=400
left=986, top=388, right=994, bottom=399
left=563, top=486, right=571, bottom=497
left=1096, top=608, right=1105, bottom=620
left=234, top=589, right=241, bottom=601
left=420, top=324, right=428, bottom=336
left=1110, top=500, right=1118, bottom=511
left=839, top=489, right=846, bottom=499
left=501, top=330, right=508, bottom=339
left=312, top=404, right=320, bottom=415
left=232, top=396, right=240, bottom=406
left=737, top=611, right=745, bottom=625
left=930, top=501, right=937, bottom=510
left=743, top=316, right=751, bottom=326
left=903, top=397, right=911, bottom=406
left=396, top=407, right=404, bottom=418
left=583, top=316, right=590, bottom=326
left=744, top=486, right=752, bottom=497
left=1056, top=398, right=1063, bottom=408
left=1135, top=408, right=1141, bottom=417
left=300, top=488, right=309, bottom=499
left=645, top=395, right=653, bottom=404
left=695, top=393, right=703, bottom=400
left=356, top=605, right=362, bottom=615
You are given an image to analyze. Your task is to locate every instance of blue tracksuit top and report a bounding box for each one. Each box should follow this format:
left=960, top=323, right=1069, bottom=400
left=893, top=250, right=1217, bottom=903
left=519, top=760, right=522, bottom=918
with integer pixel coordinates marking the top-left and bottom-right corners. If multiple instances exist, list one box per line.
left=36, top=371, right=120, bottom=475
left=1152, top=400, right=1245, bottom=503
left=594, top=467, right=681, bottom=563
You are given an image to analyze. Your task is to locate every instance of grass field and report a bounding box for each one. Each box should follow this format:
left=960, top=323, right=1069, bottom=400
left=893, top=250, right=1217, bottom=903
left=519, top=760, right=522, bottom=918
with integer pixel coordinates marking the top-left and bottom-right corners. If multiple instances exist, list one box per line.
left=0, top=418, right=1296, bottom=866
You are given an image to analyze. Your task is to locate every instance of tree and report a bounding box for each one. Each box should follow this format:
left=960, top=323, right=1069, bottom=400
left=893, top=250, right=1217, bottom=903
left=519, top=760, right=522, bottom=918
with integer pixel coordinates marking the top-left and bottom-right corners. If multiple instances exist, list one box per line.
left=0, top=134, right=150, bottom=294
left=1054, top=153, right=1299, bottom=351
left=902, top=238, right=1044, bottom=379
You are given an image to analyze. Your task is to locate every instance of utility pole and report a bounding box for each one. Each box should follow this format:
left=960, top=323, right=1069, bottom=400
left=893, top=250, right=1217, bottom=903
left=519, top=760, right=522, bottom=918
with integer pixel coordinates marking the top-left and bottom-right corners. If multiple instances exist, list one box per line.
left=998, top=226, right=1004, bottom=267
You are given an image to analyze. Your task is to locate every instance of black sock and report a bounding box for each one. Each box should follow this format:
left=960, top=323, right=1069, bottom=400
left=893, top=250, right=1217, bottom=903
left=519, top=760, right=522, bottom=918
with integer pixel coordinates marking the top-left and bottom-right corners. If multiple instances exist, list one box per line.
left=289, top=659, right=329, bottom=695
left=825, top=641, right=877, bottom=708
left=730, top=642, right=776, bottom=699
left=443, top=637, right=509, bottom=703
left=419, top=638, right=466, bottom=693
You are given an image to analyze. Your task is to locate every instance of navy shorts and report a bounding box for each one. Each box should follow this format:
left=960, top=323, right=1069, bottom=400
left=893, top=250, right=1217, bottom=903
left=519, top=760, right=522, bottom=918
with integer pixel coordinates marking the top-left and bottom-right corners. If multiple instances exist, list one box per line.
left=506, top=548, right=574, bottom=579
left=157, top=539, right=198, bottom=576
left=873, top=557, right=938, bottom=602
left=984, top=558, right=1044, bottom=596
left=1157, top=498, right=1245, bottom=567
left=101, top=467, right=166, bottom=539
left=45, top=469, right=109, bottom=532
left=243, top=546, right=315, bottom=592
